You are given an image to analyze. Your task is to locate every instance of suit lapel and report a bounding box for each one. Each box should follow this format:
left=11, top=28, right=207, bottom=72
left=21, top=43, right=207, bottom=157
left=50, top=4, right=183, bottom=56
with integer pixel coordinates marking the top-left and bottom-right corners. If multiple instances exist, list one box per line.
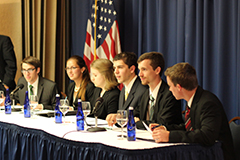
left=37, top=77, right=44, bottom=102
left=119, top=87, right=125, bottom=110
left=68, top=83, right=75, bottom=106
left=122, top=77, right=140, bottom=110
left=141, top=90, right=150, bottom=119
left=190, top=86, right=202, bottom=127
left=152, top=81, right=168, bottom=120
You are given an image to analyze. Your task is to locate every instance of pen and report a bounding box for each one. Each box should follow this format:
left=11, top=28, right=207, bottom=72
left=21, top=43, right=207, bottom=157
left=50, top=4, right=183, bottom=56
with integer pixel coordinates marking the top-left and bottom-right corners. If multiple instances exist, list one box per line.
left=151, top=124, right=162, bottom=130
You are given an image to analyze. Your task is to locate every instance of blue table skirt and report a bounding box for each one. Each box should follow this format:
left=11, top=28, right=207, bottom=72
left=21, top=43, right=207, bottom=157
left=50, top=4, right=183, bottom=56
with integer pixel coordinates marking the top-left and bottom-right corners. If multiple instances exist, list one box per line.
left=0, top=121, right=224, bottom=160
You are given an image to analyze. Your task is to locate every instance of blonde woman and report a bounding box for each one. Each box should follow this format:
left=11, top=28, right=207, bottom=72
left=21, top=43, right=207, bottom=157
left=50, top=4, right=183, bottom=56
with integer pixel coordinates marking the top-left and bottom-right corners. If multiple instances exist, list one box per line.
left=66, top=55, right=95, bottom=109
left=89, top=58, right=120, bottom=120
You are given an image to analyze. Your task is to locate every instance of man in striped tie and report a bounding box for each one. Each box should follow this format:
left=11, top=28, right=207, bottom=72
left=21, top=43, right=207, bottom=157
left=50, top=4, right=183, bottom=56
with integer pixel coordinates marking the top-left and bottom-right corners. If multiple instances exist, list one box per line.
left=151, top=62, right=235, bottom=160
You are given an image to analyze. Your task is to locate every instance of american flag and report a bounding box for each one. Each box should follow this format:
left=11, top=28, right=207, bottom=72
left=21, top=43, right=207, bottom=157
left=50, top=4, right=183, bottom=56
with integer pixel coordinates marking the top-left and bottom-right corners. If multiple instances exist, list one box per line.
left=83, top=0, right=121, bottom=71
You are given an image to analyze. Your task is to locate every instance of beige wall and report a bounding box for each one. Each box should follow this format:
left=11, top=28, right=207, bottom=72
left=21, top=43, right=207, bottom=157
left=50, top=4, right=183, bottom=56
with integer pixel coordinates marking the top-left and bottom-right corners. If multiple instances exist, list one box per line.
left=0, top=0, right=22, bottom=84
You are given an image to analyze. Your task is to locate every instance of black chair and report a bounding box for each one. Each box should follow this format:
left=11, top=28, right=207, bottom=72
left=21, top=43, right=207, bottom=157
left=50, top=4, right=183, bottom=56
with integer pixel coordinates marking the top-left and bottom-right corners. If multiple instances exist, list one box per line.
left=229, top=116, right=240, bottom=160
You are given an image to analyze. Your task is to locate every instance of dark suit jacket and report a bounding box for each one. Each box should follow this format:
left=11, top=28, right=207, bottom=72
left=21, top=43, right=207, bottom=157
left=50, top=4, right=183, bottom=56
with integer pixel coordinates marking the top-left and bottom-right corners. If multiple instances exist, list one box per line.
left=88, top=87, right=120, bottom=120
left=66, top=81, right=95, bottom=109
left=134, top=80, right=183, bottom=129
left=119, top=77, right=148, bottom=110
left=0, top=35, right=17, bottom=92
left=167, top=86, right=235, bottom=160
left=15, top=76, right=58, bottom=110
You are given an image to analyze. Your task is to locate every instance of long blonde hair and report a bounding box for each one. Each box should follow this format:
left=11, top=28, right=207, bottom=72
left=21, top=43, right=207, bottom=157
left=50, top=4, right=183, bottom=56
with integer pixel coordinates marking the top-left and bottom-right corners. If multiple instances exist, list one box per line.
left=67, top=55, right=91, bottom=101
left=90, top=58, right=118, bottom=91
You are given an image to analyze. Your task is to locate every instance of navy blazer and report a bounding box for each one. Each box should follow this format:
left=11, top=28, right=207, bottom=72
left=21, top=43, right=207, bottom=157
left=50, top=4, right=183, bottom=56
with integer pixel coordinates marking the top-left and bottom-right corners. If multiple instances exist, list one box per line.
left=66, top=81, right=95, bottom=109
left=119, top=77, right=148, bottom=110
left=168, top=86, right=235, bottom=160
left=88, top=87, right=120, bottom=120
left=134, top=80, right=183, bottom=129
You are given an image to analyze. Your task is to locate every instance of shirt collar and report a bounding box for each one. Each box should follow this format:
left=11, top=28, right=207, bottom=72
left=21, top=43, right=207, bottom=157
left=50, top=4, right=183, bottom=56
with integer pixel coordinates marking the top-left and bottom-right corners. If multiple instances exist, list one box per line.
left=187, top=92, right=196, bottom=108
left=149, top=80, right=162, bottom=100
left=124, top=75, right=137, bottom=94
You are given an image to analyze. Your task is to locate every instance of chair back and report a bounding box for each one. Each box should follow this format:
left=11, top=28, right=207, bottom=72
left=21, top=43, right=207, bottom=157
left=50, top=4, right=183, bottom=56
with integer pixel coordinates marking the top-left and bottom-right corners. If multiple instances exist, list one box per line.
left=229, top=117, right=240, bottom=160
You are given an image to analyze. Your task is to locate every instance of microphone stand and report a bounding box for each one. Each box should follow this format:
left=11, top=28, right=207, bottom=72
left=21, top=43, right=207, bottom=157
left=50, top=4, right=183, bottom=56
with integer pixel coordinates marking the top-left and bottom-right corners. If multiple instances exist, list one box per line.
left=87, top=110, right=106, bottom=132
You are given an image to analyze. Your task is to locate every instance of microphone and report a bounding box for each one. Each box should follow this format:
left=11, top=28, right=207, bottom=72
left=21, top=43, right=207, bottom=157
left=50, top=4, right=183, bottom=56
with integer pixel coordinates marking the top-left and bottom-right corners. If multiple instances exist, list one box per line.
left=92, top=97, right=104, bottom=115
left=10, top=84, right=24, bottom=95
left=87, top=97, right=106, bottom=132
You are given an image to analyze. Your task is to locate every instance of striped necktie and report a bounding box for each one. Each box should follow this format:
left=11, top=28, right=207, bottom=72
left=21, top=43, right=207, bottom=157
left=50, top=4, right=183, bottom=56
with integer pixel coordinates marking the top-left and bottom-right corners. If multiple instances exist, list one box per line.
left=29, top=85, right=34, bottom=95
left=185, top=105, right=193, bottom=131
left=149, top=94, right=155, bottom=121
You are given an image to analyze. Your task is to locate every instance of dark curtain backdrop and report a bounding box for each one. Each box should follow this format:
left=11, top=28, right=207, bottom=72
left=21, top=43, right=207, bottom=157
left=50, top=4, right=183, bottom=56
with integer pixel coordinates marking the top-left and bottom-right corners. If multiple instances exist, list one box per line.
left=70, top=0, right=240, bottom=120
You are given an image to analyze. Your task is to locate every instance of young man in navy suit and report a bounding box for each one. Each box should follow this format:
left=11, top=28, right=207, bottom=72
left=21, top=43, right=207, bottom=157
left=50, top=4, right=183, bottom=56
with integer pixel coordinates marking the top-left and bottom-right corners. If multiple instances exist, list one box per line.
left=134, top=52, right=183, bottom=129
left=106, top=52, right=148, bottom=126
left=151, top=62, right=235, bottom=160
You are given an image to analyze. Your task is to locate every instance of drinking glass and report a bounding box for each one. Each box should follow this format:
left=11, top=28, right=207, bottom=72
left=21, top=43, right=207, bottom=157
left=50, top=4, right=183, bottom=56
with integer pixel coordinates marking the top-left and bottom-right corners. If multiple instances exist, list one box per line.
left=82, top=101, right=91, bottom=126
left=0, top=91, right=4, bottom=107
left=30, top=95, right=38, bottom=116
left=60, top=99, right=70, bottom=123
left=116, top=110, right=128, bottom=140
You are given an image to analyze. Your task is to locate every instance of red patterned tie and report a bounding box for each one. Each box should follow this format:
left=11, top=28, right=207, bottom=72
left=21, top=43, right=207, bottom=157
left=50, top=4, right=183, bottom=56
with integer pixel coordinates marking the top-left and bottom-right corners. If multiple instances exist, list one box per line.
left=185, top=105, right=193, bottom=131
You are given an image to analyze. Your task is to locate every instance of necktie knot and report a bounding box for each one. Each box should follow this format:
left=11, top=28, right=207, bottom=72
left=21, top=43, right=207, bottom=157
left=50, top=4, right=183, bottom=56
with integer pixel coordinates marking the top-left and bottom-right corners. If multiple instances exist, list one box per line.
left=29, top=85, right=34, bottom=95
left=150, top=94, right=154, bottom=102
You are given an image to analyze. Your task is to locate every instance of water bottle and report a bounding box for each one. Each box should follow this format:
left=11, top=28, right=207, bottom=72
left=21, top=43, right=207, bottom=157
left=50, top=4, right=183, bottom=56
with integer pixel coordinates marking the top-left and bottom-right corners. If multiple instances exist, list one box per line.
left=55, top=94, right=62, bottom=123
left=76, top=99, right=84, bottom=131
left=4, top=88, right=11, bottom=114
left=127, top=106, right=136, bottom=141
left=24, top=91, right=31, bottom=118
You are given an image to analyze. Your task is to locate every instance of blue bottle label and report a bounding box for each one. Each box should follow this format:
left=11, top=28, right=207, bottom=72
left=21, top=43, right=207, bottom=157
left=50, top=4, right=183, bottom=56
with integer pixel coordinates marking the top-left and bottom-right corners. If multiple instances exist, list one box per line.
left=76, top=119, right=84, bottom=131
left=5, top=101, right=11, bottom=114
left=55, top=110, right=62, bottom=123
left=24, top=108, right=31, bottom=118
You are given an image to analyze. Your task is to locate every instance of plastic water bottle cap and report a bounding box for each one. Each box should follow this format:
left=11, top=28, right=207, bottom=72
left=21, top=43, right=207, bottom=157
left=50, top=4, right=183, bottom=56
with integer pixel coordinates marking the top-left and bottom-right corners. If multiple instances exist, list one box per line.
left=129, top=106, right=133, bottom=110
left=56, top=94, right=60, bottom=97
left=78, top=99, right=82, bottom=102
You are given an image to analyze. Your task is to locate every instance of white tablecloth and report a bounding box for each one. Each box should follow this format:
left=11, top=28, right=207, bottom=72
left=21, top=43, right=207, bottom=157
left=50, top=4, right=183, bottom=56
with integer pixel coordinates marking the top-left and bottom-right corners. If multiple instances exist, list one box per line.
left=0, top=110, right=185, bottom=150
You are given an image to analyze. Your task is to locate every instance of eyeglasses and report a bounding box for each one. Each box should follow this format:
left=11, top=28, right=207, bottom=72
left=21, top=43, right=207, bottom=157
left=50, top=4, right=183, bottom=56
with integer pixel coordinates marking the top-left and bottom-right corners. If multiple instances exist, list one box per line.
left=21, top=68, right=36, bottom=74
left=65, top=66, right=79, bottom=71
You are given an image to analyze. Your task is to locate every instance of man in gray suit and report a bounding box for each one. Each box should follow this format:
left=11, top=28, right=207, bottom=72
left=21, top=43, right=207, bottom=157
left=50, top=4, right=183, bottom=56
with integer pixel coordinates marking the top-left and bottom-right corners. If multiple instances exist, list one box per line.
left=106, top=52, right=148, bottom=126
left=15, top=56, right=58, bottom=110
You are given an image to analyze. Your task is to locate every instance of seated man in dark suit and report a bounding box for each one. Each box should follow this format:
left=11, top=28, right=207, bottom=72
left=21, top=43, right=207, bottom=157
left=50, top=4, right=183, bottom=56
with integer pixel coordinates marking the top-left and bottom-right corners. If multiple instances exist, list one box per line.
left=15, top=56, right=58, bottom=110
left=106, top=52, right=148, bottom=126
left=134, top=52, right=183, bottom=129
left=151, top=62, right=235, bottom=160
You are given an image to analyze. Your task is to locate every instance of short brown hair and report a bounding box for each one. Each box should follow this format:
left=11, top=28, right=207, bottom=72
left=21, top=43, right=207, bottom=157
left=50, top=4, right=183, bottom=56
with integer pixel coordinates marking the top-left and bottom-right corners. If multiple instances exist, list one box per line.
left=113, top=52, right=138, bottom=75
left=91, top=58, right=118, bottom=91
left=137, top=52, right=165, bottom=76
left=164, top=62, right=198, bottom=90
left=21, top=56, right=41, bottom=69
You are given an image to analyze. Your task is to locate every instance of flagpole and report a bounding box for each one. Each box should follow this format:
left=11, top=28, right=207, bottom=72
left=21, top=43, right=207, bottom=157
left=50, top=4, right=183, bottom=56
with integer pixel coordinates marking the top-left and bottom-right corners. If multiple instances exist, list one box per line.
left=94, top=0, right=98, bottom=60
